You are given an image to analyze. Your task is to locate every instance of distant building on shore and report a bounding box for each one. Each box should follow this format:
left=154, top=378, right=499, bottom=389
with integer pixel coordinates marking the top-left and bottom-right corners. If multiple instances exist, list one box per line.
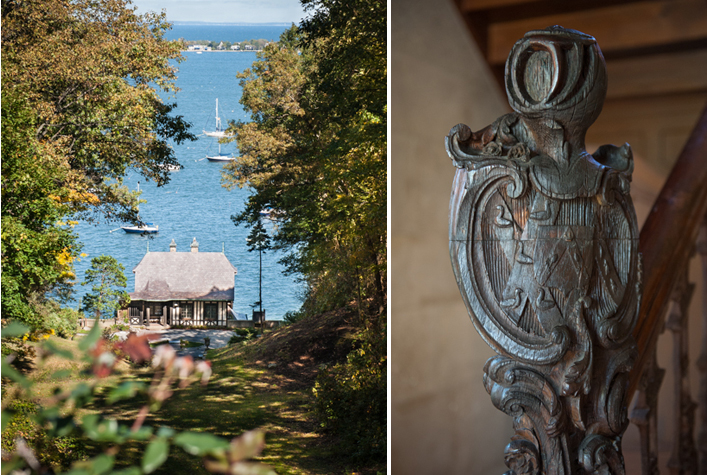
left=125, top=238, right=237, bottom=327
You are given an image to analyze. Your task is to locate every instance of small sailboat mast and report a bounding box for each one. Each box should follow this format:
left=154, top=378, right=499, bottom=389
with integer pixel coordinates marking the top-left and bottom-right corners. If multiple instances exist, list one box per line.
left=204, top=98, right=227, bottom=138
left=215, top=98, right=222, bottom=132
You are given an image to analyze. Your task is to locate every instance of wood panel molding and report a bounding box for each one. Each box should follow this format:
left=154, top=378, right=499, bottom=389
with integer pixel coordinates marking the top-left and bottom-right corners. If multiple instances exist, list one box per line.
left=487, top=0, right=706, bottom=64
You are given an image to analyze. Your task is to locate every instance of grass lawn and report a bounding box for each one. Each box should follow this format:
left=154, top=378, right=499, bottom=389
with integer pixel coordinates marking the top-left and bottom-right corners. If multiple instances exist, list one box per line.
left=5, top=336, right=378, bottom=475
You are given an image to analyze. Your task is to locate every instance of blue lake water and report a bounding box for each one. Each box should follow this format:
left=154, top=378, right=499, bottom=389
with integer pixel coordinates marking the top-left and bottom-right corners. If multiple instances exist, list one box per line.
left=73, top=26, right=304, bottom=320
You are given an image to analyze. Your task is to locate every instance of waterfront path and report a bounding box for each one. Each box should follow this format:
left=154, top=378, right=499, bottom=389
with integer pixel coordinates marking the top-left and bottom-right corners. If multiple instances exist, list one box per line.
left=111, top=327, right=235, bottom=359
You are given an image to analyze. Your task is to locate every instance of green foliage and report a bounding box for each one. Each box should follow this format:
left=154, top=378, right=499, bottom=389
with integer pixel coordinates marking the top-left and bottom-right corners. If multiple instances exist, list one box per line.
left=229, top=327, right=260, bottom=345
left=81, top=255, right=129, bottom=321
left=245, top=219, right=272, bottom=253
left=34, top=300, right=81, bottom=339
left=1, top=92, right=78, bottom=330
left=223, top=0, right=386, bottom=315
left=2, top=0, right=196, bottom=332
left=281, top=310, right=306, bottom=325
left=312, top=314, right=386, bottom=462
left=111, top=323, right=131, bottom=332
left=101, top=326, right=120, bottom=343
left=2, top=0, right=196, bottom=225
left=223, top=4, right=387, bottom=464
left=1, top=332, right=275, bottom=474
left=1, top=399, right=89, bottom=471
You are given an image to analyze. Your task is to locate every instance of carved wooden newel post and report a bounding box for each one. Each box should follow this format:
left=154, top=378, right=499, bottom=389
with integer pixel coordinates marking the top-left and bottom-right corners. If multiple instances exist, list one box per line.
left=445, top=27, right=641, bottom=475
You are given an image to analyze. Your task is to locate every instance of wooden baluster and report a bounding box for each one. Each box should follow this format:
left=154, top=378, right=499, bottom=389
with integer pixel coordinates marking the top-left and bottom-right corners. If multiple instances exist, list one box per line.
left=630, top=351, right=665, bottom=475
left=666, top=263, right=698, bottom=475
left=695, top=218, right=706, bottom=474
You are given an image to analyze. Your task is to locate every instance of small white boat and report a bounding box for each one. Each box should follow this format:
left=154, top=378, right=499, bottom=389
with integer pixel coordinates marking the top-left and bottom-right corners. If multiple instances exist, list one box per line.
left=160, top=163, right=180, bottom=172
left=204, top=99, right=229, bottom=138
left=206, top=142, right=234, bottom=162
left=259, top=207, right=283, bottom=219
left=121, top=223, right=159, bottom=234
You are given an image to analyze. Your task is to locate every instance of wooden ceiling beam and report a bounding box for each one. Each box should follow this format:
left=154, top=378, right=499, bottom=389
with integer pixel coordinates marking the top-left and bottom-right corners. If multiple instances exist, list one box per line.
left=460, top=0, right=537, bottom=10
left=605, top=49, right=707, bottom=99
left=487, top=0, right=706, bottom=64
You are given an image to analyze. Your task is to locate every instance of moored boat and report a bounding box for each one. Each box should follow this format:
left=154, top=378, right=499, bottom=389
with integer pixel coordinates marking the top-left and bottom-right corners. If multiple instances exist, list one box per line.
left=203, top=99, right=229, bottom=138
left=121, top=223, right=159, bottom=234
left=206, top=142, right=234, bottom=161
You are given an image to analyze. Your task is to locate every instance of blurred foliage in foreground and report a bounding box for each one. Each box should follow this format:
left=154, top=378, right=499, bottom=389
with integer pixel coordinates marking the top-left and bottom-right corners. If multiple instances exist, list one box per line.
left=1, top=322, right=274, bottom=474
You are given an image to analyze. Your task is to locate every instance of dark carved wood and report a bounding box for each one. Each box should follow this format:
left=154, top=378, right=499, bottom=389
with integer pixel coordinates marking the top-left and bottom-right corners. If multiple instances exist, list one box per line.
left=446, top=26, right=641, bottom=475
left=696, top=220, right=707, bottom=475
left=666, top=265, right=698, bottom=475
left=629, top=351, right=664, bottom=475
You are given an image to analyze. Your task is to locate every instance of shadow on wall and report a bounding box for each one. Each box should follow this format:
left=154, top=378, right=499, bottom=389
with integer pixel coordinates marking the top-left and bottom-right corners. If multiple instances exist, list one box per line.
left=392, top=0, right=511, bottom=473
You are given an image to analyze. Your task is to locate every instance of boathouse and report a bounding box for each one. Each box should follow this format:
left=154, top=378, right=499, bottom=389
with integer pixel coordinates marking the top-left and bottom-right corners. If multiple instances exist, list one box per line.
left=126, top=238, right=237, bottom=326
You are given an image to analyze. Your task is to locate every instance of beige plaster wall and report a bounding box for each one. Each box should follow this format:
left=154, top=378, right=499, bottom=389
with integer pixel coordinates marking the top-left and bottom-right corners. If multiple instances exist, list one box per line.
left=391, top=0, right=706, bottom=473
left=391, top=0, right=511, bottom=473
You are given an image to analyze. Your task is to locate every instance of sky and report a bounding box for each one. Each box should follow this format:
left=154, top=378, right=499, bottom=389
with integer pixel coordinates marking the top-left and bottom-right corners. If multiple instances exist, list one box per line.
left=131, top=0, right=306, bottom=24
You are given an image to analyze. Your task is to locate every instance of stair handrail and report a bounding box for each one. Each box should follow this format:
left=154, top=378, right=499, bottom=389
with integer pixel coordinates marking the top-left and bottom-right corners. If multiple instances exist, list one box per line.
left=627, top=108, right=707, bottom=402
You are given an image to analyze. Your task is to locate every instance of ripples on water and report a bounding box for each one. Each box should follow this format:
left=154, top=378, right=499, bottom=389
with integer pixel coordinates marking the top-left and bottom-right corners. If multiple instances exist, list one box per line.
left=73, top=25, right=303, bottom=319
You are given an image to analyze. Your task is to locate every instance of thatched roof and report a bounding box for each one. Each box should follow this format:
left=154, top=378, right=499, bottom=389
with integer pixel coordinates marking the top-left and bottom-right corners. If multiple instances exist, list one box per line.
left=129, top=251, right=237, bottom=302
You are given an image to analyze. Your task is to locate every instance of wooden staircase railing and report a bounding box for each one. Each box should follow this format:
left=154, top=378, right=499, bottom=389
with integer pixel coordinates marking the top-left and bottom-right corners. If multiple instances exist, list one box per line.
left=627, top=108, right=707, bottom=475
left=629, top=108, right=707, bottom=396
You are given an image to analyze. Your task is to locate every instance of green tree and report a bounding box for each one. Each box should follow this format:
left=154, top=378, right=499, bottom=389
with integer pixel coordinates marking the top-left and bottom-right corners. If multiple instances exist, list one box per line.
left=244, top=220, right=271, bottom=315
left=222, top=7, right=386, bottom=315
left=2, top=0, right=195, bottom=225
left=2, top=0, right=195, bottom=330
left=1, top=91, right=78, bottom=330
left=81, top=255, right=129, bottom=322
left=222, top=3, right=386, bottom=463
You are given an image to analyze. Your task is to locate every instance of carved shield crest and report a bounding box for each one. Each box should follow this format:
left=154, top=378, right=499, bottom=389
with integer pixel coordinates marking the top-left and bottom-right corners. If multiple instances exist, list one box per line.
left=448, top=159, right=640, bottom=365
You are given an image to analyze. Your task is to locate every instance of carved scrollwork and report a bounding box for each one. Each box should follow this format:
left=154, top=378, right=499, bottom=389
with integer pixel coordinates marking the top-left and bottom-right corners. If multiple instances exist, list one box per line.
left=485, top=356, right=571, bottom=475
left=578, top=434, right=625, bottom=475
left=447, top=26, right=641, bottom=475
left=504, top=439, right=541, bottom=475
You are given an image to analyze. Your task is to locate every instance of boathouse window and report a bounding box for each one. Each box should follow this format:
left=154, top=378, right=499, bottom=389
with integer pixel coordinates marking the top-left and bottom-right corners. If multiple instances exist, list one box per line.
left=204, top=303, right=218, bottom=321
left=129, top=307, right=141, bottom=318
left=150, top=304, right=163, bottom=317
left=179, top=303, right=193, bottom=320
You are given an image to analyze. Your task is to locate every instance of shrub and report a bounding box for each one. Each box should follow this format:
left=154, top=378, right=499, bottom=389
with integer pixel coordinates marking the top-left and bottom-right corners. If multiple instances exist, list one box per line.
left=101, top=326, right=119, bottom=342
left=1, top=399, right=88, bottom=471
left=228, top=328, right=259, bottom=345
left=111, top=323, right=130, bottom=332
left=1, top=335, right=38, bottom=375
left=44, top=307, right=81, bottom=339
left=312, top=315, right=386, bottom=462
left=1, top=321, right=276, bottom=474
left=282, top=310, right=305, bottom=325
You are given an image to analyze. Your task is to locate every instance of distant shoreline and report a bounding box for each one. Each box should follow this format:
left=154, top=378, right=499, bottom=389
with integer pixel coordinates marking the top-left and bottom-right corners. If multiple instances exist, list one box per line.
left=182, top=50, right=263, bottom=53
left=171, top=21, right=293, bottom=26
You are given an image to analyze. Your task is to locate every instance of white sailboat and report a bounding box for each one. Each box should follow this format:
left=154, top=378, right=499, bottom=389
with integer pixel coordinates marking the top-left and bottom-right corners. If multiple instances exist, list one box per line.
left=203, top=98, right=228, bottom=138
left=206, top=142, right=234, bottom=162
left=121, top=222, right=159, bottom=234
